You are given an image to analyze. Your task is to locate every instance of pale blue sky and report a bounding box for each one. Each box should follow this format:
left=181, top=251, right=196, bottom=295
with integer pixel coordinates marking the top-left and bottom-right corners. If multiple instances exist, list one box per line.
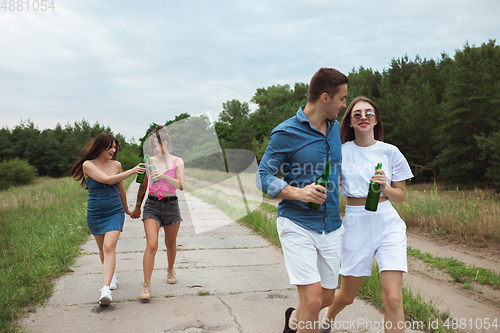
left=1, top=0, right=499, bottom=142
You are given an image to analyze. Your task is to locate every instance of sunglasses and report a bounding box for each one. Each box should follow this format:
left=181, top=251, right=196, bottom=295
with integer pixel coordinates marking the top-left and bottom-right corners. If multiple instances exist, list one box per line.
left=352, top=111, right=375, bottom=120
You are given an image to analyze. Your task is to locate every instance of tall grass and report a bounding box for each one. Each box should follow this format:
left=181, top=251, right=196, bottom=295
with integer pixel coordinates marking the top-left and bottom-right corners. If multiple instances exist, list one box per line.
left=0, top=177, right=89, bottom=331
left=185, top=167, right=231, bottom=185
left=394, top=182, right=500, bottom=243
left=0, top=176, right=133, bottom=332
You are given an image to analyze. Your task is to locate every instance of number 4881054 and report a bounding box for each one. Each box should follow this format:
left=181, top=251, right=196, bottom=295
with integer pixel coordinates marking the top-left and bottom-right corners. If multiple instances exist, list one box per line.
left=443, top=317, right=498, bottom=330
left=1, top=0, right=56, bottom=11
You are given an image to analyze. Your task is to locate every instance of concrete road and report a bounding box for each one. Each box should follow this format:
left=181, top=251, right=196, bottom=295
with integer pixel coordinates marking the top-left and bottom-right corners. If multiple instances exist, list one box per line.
left=20, top=181, right=421, bottom=333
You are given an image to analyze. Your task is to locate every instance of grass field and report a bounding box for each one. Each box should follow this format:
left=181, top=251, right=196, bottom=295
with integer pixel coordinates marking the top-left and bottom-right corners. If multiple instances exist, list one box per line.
left=394, top=182, right=500, bottom=243
left=2, top=169, right=499, bottom=332
left=0, top=176, right=134, bottom=332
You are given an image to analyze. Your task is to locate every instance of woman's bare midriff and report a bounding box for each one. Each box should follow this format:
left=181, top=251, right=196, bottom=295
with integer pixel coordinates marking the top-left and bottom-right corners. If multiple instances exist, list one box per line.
left=346, top=196, right=388, bottom=206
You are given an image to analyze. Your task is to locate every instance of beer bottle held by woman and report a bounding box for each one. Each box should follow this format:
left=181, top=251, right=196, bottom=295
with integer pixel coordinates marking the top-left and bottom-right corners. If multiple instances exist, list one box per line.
left=146, top=155, right=160, bottom=184
left=136, top=156, right=147, bottom=183
left=365, top=163, right=382, bottom=211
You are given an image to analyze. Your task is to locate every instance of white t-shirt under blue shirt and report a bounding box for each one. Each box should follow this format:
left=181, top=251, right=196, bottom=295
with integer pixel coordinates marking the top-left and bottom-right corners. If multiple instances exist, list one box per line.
left=341, top=140, right=414, bottom=198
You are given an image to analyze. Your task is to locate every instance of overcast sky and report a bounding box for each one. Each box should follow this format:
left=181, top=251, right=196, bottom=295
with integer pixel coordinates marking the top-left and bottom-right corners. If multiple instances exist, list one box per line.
left=1, top=0, right=499, bottom=142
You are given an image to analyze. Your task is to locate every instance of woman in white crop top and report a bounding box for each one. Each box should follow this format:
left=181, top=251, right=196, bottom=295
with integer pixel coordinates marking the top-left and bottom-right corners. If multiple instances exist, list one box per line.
left=131, top=125, right=185, bottom=301
left=321, top=96, right=413, bottom=333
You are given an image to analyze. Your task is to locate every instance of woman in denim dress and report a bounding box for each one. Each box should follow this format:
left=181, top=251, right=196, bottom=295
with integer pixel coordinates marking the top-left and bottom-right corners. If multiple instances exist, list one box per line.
left=70, top=133, right=144, bottom=305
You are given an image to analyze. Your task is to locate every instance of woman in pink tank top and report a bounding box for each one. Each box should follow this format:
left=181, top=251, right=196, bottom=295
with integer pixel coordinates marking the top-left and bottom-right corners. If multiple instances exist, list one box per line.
left=131, top=125, right=185, bottom=301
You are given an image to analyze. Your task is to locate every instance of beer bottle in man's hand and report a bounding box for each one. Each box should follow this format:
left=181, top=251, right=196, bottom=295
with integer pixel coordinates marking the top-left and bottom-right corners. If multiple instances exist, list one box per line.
left=308, top=161, right=332, bottom=211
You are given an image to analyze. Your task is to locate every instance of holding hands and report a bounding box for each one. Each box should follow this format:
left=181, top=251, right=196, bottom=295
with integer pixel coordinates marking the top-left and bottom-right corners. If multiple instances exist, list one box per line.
left=130, top=207, right=142, bottom=219
left=125, top=163, right=145, bottom=219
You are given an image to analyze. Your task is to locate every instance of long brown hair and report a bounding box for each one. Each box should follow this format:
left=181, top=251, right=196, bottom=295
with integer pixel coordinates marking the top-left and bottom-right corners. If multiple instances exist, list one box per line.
left=146, top=125, right=171, bottom=155
left=339, top=96, right=384, bottom=144
left=69, top=133, right=120, bottom=189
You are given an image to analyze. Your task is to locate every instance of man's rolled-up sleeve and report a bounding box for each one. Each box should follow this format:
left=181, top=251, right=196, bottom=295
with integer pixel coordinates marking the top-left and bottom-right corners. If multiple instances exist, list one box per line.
left=255, top=130, right=290, bottom=199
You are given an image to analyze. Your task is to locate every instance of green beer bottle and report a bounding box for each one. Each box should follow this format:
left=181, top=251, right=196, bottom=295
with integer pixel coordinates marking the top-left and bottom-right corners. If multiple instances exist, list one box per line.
left=135, top=156, right=146, bottom=183
left=308, top=161, right=332, bottom=211
left=365, top=163, right=382, bottom=211
left=146, top=155, right=160, bottom=184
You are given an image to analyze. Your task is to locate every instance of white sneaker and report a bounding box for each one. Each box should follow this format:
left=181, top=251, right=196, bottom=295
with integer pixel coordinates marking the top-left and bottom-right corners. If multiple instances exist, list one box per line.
left=99, top=286, right=112, bottom=306
left=110, top=273, right=118, bottom=290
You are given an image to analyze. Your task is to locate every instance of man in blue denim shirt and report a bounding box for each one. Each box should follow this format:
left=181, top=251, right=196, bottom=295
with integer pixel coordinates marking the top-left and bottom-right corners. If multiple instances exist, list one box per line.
left=256, top=68, right=348, bottom=333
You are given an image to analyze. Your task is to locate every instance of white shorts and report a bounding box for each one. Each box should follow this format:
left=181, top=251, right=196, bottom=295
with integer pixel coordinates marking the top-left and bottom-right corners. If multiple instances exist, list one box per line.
left=340, top=200, right=407, bottom=277
left=277, top=216, right=344, bottom=289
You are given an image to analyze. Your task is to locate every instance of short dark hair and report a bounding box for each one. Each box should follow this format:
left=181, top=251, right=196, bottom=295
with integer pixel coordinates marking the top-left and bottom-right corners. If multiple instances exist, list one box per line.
left=340, top=96, right=384, bottom=143
left=308, top=68, right=348, bottom=102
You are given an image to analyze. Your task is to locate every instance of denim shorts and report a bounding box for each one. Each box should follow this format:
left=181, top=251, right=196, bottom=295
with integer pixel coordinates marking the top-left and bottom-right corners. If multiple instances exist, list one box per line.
left=143, top=195, right=182, bottom=227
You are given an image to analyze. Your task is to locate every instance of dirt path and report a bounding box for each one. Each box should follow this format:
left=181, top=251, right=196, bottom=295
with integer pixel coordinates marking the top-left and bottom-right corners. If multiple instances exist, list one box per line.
left=188, top=178, right=500, bottom=332
left=405, top=230, right=500, bottom=332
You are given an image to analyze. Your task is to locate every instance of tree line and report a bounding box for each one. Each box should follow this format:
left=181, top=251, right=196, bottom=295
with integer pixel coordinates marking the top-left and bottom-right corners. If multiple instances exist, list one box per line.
left=0, top=119, right=142, bottom=189
left=215, top=40, right=500, bottom=191
left=1, top=40, right=499, bottom=191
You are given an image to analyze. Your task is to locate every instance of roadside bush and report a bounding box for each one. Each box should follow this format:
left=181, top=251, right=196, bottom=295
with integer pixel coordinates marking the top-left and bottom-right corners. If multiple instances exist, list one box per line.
left=0, top=158, right=38, bottom=189
left=116, top=145, right=142, bottom=171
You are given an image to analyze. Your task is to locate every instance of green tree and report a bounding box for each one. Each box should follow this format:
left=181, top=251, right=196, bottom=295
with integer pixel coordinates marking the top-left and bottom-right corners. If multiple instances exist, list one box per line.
left=376, top=55, right=441, bottom=144
left=0, top=128, right=14, bottom=162
left=338, top=66, right=382, bottom=122
left=433, top=40, right=500, bottom=185
left=0, top=118, right=140, bottom=178
left=9, top=120, right=40, bottom=162
left=117, top=144, right=142, bottom=171
left=397, top=76, right=441, bottom=180
left=476, top=131, right=500, bottom=192
left=251, top=136, right=269, bottom=163
left=26, top=129, right=62, bottom=177
left=166, top=113, right=191, bottom=127
left=372, top=54, right=447, bottom=181
left=214, top=121, right=232, bottom=147
left=218, top=100, right=251, bottom=125
left=347, top=66, right=382, bottom=101
left=250, top=82, right=308, bottom=140
left=226, top=118, right=255, bottom=151
left=214, top=99, right=255, bottom=150
left=59, top=120, right=112, bottom=176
